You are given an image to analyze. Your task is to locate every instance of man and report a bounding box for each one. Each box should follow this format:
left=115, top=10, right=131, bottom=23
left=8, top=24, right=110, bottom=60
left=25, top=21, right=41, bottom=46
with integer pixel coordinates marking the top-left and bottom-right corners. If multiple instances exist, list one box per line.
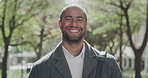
left=28, top=5, right=122, bottom=78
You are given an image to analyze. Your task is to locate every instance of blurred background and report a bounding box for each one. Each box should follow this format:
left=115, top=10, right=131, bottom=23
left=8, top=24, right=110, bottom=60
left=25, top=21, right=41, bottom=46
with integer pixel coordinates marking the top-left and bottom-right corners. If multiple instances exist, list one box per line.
left=0, top=0, right=148, bottom=78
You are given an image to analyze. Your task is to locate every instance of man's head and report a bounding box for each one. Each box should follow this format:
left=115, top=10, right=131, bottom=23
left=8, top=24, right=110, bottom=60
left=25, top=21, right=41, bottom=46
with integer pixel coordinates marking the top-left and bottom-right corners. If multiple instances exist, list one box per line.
left=58, top=5, right=88, bottom=42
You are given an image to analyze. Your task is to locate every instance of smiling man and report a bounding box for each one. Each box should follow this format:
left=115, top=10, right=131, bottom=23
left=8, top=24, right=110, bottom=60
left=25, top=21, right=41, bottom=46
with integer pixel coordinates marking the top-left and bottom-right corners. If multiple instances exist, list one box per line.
left=59, top=6, right=87, bottom=42
left=58, top=6, right=88, bottom=56
left=28, top=5, right=122, bottom=78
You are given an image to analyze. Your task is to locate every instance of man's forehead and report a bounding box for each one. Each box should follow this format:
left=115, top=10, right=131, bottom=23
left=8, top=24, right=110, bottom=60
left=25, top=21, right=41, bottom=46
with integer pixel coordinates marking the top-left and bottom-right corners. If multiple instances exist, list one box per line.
left=60, top=5, right=87, bottom=21
left=64, top=16, right=84, bottom=19
left=64, top=7, right=85, bottom=17
left=65, top=7, right=84, bottom=13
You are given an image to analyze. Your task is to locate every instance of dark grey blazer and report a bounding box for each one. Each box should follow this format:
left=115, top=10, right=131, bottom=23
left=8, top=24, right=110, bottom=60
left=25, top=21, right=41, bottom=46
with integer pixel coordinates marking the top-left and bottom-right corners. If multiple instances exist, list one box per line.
left=28, top=42, right=122, bottom=78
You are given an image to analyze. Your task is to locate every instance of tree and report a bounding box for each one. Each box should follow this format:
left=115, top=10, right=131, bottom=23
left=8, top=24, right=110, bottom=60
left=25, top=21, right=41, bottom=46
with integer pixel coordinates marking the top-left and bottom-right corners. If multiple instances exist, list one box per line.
left=110, top=0, right=148, bottom=78
left=0, top=0, right=58, bottom=78
left=83, top=1, right=148, bottom=76
left=28, top=15, right=61, bottom=60
left=20, top=1, right=65, bottom=59
left=84, top=0, right=123, bottom=55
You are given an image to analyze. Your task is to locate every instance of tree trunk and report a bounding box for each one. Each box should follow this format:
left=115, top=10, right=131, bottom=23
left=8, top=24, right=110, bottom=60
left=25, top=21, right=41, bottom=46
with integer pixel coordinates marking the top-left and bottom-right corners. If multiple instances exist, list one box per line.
left=119, top=14, right=123, bottom=71
left=119, top=48, right=122, bottom=71
left=37, top=41, right=43, bottom=60
left=2, top=42, right=9, bottom=78
left=134, top=51, right=142, bottom=78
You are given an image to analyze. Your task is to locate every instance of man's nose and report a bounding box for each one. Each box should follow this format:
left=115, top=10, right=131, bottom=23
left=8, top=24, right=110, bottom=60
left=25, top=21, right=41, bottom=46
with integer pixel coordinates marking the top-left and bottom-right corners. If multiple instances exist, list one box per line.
left=70, top=19, right=78, bottom=26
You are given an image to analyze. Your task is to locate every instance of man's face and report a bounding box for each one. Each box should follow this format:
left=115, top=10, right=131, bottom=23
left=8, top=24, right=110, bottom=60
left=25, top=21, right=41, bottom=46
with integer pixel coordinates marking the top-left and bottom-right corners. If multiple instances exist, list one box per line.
left=59, top=7, right=88, bottom=42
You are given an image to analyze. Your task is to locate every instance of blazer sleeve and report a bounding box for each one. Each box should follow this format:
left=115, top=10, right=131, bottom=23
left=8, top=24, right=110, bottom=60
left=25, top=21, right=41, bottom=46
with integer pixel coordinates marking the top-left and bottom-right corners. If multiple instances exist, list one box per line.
left=107, top=54, right=122, bottom=78
left=111, top=57, right=122, bottom=78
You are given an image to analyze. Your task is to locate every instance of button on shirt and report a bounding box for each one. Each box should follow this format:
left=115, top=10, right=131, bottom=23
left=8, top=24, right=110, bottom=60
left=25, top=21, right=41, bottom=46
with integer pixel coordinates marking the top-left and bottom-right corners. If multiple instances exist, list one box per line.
left=62, top=44, right=85, bottom=78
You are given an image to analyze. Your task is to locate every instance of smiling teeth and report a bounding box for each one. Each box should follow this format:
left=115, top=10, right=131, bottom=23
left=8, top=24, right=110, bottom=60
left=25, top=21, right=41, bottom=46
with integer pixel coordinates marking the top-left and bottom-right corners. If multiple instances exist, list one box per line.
left=70, top=30, right=79, bottom=32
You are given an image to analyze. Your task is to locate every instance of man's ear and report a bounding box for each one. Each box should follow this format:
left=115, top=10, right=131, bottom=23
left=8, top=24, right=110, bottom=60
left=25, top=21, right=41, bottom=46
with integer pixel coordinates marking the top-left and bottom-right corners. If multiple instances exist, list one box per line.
left=58, top=20, right=62, bottom=29
left=86, top=22, right=91, bottom=31
left=86, top=22, right=88, bottom=29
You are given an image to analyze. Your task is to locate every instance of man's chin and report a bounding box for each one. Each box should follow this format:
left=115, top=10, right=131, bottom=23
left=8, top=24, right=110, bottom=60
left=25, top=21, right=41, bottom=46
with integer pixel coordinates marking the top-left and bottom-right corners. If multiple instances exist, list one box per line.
left=68, top=39, right=81, bottom=42
left=65, top=37, right=82, bottom=42
left=62, top=32, right=84, bottom=42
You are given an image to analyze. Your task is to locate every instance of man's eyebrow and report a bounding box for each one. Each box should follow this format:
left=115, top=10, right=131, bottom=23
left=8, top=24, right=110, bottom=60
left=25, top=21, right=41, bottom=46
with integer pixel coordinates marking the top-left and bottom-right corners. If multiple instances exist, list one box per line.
left=64, top=16, right=72, bottom=18
left=77, top=16, right=84, bottom=19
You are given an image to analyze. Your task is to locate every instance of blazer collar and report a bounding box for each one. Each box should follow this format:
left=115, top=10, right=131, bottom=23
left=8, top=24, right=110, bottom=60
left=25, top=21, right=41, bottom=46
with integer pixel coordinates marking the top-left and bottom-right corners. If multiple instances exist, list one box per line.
left=82, top=41, right=98, bottom=78
left=51, top=42, right=72, bottom=78
left=51, top=41, right=104, bottom=78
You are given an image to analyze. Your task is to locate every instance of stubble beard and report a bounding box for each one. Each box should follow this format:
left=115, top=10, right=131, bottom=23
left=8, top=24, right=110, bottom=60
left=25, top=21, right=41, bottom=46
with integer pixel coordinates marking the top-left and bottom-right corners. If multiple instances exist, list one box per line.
left=61, top=26, right=85, bottom=42
left=62, top=31, right=85, bottom=42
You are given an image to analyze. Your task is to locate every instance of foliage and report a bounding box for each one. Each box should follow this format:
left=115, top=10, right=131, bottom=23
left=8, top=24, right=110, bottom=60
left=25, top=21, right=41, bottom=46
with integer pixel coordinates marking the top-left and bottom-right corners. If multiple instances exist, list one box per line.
left=83, top=0, right=147, bottom=54
left=84, top=0, right=148, bottom=78
left=0, top=0, right=66, bottom=78
left=9, top=0, right=65, bottom=51
left=0, top=0, right=147, bottom=77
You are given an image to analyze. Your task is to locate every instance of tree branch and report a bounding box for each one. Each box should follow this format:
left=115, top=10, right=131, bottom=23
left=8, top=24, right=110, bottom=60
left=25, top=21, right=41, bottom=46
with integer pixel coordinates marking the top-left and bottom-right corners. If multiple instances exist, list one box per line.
left=126, top=0, right=133, bottom=10
left=15, top=12, right=39, bottom=29
left=140, top=0, right=148, bottom=52
left=10, top=41, right=32, bottom=46
left=109, top=2, right=121, bottom=9
left=16, top=0, right=36, bottom=20
left=1, top=0, right=9, bottom=41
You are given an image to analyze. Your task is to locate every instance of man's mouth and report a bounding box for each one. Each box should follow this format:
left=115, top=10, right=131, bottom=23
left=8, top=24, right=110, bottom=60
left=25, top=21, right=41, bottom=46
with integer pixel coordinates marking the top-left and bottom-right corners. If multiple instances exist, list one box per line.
left=69, top=29, right=79, bottom=33
left=64, top=26, right=82, bottom=33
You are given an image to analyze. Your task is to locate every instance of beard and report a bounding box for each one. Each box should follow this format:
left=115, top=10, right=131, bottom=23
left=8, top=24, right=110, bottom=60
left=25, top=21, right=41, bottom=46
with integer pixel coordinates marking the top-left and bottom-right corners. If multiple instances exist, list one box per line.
left=61, top=26, right=85, bottom=42
left=62, top=32, right=85, bottom=42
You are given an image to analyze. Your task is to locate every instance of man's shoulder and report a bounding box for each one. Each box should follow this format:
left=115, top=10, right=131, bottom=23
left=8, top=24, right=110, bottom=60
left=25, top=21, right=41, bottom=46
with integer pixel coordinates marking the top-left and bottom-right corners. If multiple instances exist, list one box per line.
left=92, top=47, right=115, bottom=59
left=33, top=51, right=55, bottom=67
left=92, top=48, right=118, bottom=66
left=32, top=42, right=62, bottom=67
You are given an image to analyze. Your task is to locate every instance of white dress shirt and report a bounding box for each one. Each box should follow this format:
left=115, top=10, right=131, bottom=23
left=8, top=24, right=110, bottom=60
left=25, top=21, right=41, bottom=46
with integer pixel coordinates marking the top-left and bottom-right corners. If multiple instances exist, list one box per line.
left=62, top=44, right=85, bottom=78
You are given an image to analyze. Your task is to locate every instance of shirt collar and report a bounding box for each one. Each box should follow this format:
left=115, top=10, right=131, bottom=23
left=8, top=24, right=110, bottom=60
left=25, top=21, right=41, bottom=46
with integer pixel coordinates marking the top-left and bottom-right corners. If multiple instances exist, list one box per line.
left=62, top=43, right=85, bottom=58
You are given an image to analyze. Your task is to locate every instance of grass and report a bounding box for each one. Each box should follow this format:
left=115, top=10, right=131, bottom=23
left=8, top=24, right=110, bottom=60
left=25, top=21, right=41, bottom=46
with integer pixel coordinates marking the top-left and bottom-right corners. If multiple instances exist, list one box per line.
left=123, top=69, right=148, bottom=78
left=0, top=69, right=29, bottom=78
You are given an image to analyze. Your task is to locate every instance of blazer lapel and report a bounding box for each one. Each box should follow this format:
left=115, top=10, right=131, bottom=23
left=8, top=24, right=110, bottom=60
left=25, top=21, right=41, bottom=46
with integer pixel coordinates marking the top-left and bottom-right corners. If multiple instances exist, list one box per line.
left=52, top=43, right=72, bottom=78
left=55, top=59, right=72, bottom=78
left=82, top=42, right=98, bottom=78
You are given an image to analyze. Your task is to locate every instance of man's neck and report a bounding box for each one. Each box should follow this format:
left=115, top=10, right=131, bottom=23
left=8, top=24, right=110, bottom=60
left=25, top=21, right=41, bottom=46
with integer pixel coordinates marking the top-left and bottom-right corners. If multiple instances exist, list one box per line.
left=62, top=39, right=84, bottom=56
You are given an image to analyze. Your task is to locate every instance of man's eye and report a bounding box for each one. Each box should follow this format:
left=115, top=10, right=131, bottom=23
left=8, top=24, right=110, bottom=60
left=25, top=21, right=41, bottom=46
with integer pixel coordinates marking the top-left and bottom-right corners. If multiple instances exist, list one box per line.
left=77, top=19, right=84, bottom=22
left=65, top=19, right=72, bottom=21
